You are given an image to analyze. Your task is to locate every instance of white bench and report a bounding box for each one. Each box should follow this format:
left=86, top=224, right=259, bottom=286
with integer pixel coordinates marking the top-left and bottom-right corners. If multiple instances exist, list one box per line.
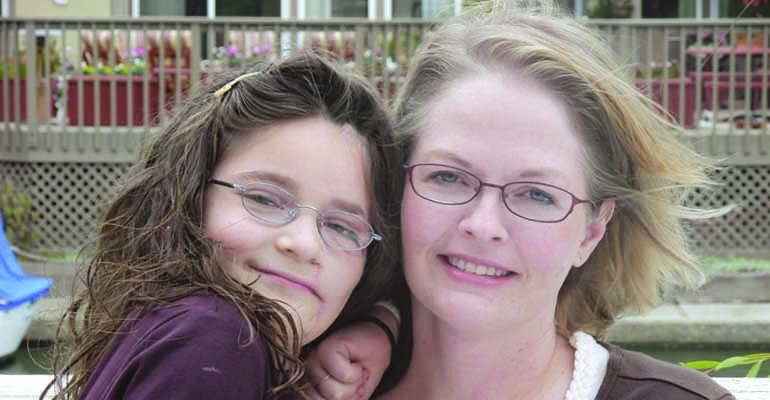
left=0, top=375, right=768, bottom=399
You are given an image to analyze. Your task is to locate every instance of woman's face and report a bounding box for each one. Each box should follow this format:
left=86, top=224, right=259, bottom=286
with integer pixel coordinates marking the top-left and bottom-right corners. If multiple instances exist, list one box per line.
left=402, top=71, right=611, bottom=332
left=204, top=117, right=371, bottom=345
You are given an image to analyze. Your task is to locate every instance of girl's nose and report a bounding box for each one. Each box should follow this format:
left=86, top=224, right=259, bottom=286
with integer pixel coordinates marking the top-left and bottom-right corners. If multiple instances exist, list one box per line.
left=275, top=212, right=323, bottom=265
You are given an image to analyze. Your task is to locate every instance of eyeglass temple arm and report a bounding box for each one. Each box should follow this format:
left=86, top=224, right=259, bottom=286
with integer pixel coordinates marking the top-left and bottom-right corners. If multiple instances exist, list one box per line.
left=207, top=178, right=240, bottom=190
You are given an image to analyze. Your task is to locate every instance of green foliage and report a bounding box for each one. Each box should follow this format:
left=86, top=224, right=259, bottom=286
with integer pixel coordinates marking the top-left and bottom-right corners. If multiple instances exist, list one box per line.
left=0, top=181, right=41, bottom=250
left=634, top=61, right=681, bottom=80
left=0, top=56, right=29, bottom=79
left=588, top=0, right=634, bottom=18
left=682, top=353, right=770, bottom=378
left=698, top=257, right=770, bottom=273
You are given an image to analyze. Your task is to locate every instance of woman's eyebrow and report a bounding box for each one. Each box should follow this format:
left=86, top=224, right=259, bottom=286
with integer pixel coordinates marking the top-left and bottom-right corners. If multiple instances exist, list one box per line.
left=421, top=150, right=472, bottom=169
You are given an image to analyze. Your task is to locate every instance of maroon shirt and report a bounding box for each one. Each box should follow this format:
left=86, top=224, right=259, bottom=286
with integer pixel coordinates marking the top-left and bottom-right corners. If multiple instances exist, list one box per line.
left=80, top=291, right=301, bottom=399
left=596, top=342, right=735, bottom=400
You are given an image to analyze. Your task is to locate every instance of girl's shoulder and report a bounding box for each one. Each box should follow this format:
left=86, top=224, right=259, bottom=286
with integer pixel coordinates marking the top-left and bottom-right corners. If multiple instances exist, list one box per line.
left=596, top=342, right=735, bottom=400
left=81, top=290, right=277, bottom=399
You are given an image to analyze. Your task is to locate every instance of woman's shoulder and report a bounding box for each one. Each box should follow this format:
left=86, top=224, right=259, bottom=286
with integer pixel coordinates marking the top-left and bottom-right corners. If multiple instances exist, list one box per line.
left=595, top=342, right=735, bottom=400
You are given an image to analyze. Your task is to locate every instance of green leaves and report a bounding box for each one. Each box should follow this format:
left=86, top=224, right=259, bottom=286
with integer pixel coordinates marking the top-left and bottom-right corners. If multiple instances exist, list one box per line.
left=681, top=353, right=770, bottom=378
left=0, top=181, right=41, bottom=251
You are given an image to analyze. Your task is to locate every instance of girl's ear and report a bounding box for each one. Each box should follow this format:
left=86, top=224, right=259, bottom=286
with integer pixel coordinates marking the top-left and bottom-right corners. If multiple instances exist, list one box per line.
left=572, top=199, right=615, bottom=268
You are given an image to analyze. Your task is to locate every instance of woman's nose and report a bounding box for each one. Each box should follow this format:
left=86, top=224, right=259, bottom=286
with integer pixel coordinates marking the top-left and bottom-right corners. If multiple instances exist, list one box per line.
left=457, top=188, right=510, bottom=243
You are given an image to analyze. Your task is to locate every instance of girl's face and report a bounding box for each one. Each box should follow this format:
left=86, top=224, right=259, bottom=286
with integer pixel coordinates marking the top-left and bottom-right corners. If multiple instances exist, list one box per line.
left=204, top=117, right=371, bottom=345
left=402, top=71, right=611, bottom=332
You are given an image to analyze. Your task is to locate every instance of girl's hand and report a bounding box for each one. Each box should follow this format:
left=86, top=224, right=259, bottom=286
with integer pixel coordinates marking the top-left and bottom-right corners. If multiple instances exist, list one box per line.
left=306, top=308, right=397, bottom=400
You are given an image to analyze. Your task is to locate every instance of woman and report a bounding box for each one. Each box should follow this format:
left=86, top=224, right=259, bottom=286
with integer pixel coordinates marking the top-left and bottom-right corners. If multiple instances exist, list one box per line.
left=309, top=1, right=734, bottom=399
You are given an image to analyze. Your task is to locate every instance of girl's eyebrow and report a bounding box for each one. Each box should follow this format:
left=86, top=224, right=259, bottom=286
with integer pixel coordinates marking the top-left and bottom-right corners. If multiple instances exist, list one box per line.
left=239, top=171, right=297, bottom=192
left=238, top=171, right=367, bottom=218
left=328, top=199, right=367, bottom=218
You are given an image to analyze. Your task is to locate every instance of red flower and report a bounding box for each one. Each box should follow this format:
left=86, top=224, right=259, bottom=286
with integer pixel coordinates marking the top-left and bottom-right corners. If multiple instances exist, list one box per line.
left=741, top=0, right=769, bottom=6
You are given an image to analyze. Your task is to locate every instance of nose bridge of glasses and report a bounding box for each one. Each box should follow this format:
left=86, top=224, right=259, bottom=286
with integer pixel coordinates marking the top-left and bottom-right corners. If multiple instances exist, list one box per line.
left=288, top=204, right=323, bottom=221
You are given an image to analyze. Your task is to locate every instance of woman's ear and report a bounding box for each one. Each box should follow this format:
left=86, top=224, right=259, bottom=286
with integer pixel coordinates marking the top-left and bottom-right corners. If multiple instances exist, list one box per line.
left=573, top=199, right=615, bottom=268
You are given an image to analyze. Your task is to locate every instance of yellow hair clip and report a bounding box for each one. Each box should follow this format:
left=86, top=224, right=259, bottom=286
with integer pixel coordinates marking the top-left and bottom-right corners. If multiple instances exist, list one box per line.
left=214, top=71, right=262, bottom=98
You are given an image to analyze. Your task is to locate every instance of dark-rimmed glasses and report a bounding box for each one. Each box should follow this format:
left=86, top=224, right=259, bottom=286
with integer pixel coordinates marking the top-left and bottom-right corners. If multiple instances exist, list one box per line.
left=403, top=163, right=592, bottom=223
left=208, top=179, right=381, bottom=251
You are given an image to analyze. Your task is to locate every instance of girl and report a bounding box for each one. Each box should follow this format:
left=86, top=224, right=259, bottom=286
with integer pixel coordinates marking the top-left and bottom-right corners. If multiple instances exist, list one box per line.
left=45, top=53, right=402, bottom=399
left=309, top=1, right=735, bottom=399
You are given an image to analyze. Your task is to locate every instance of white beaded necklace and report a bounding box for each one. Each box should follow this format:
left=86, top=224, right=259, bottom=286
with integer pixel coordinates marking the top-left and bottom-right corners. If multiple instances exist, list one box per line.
left=563, top=331, right=610, bottom=400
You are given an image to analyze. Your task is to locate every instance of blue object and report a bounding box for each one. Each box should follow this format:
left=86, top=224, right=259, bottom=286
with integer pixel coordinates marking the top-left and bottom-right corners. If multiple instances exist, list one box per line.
left=0, top=209, right=53, bottom=312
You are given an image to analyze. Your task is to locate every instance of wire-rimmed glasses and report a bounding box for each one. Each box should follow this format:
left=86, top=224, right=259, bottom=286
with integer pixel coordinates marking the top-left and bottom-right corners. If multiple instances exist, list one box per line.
left=403, top=163, right=593, bottom=223
left=207, top=178, right=381, bottom=251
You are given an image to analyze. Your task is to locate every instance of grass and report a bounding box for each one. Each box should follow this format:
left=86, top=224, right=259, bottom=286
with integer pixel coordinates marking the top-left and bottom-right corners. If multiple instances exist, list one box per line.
left=698, top=257, right=770, bottom=274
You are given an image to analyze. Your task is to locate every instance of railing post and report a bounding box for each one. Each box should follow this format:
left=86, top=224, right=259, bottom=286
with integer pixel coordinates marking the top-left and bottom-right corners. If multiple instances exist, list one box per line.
left=24, top=21, right=37, bottom=148
left=191, top=23, right=201, bottom=94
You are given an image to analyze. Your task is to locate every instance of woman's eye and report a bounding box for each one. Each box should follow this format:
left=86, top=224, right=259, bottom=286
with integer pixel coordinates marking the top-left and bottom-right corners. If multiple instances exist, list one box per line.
left=525, top=189, right=555, bottom=205
left=428, top=171, right=463, bottom=185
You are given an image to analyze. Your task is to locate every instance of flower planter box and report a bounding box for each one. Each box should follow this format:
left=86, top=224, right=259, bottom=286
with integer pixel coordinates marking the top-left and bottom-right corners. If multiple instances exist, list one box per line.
left=65, top=75, right=161, bottom=126
left=636, top=78, right=696, bottom=129
left=0, top=79, right=56, bottom=122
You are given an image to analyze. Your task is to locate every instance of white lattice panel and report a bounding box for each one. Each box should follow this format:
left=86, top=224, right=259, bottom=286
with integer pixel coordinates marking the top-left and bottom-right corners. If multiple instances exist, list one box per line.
left=1, top=162, right=130, bottom=253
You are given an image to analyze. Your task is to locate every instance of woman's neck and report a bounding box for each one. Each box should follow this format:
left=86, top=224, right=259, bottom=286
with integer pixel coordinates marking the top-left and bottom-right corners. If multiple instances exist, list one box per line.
left=380, top=301, right=575, bottom=400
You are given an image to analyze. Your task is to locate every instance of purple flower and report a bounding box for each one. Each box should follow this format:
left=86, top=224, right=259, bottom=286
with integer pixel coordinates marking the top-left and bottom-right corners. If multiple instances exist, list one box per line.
left=133, top=47, right=145, bottom=58
left=252, top=45, right=261, bottom=55
left=716, top=33, right=728, bottom=45
left=261, top=43, right=270, bottom=54
left=227, top=45, right=239, bottom=57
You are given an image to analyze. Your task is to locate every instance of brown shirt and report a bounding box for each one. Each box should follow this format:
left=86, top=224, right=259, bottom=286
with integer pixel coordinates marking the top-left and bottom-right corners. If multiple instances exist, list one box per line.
left=596, top=342, right=736, bottom=400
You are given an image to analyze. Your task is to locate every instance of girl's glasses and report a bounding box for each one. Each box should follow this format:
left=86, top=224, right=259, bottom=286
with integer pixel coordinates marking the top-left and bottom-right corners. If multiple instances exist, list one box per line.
left=403, top=163, right=592, bottom=223
left=208, top=179, right=381, bottom=251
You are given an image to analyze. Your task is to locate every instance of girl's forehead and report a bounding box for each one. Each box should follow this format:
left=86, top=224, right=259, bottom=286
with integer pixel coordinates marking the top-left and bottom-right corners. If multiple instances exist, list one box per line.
left=216, top=117, right=372, bottom=209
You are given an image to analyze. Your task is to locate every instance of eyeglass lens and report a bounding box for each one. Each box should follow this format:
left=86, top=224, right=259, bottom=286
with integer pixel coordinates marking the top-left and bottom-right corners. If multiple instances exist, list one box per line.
left=408, top=164, right=577, bottom=222
left=239, top=183, right=374, bottom=249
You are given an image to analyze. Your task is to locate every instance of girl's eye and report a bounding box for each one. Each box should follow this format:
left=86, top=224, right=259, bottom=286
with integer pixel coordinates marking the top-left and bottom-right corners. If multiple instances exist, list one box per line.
left=244, top=192, right=283, bottom=208
left=325, top=222, right=361, bottom=246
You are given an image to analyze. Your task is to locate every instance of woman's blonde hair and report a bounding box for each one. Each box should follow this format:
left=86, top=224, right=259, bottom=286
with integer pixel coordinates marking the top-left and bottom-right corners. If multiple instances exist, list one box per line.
left=394, top=0, right=721, bottom=338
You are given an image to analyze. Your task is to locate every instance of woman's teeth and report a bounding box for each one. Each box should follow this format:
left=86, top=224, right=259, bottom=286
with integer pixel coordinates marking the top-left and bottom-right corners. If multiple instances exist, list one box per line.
left=447, top=256, right=512, bottom=277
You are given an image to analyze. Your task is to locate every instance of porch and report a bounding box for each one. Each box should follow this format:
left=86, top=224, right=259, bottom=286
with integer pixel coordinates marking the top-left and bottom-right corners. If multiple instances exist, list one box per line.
left=0, top=17, right=769, bottom=258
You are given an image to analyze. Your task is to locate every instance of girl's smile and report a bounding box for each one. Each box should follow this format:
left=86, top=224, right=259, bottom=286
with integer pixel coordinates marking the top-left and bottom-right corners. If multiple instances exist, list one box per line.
left=247, top=263, right=323, bottom=301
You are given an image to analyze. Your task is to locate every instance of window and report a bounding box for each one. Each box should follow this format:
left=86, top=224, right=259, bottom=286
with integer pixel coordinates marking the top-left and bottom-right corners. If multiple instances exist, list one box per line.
left=217, top=0, right=280, bottom=17
left=393, top=0, right=422, bottom=17
left=137, top=0, right=279, bottom=17
left=332, top=0, right=367, bottom=17
left=139, top=0, right=202, bottom=16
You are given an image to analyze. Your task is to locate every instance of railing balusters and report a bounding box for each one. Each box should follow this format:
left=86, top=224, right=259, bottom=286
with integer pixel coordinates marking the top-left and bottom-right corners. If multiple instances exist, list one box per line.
left=0, top=17, right=768, bottom=161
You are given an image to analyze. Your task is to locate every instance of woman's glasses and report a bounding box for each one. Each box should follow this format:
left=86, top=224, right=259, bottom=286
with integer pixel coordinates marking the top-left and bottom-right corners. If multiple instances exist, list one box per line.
left=208, top=179, right=381, bottom=251
left=403, top=163, right=592, bottom=223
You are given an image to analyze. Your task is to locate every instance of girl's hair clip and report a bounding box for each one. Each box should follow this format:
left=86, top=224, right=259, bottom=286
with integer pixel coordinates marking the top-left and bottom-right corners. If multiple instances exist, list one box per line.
left=214, top=71, right=262, bottom=98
